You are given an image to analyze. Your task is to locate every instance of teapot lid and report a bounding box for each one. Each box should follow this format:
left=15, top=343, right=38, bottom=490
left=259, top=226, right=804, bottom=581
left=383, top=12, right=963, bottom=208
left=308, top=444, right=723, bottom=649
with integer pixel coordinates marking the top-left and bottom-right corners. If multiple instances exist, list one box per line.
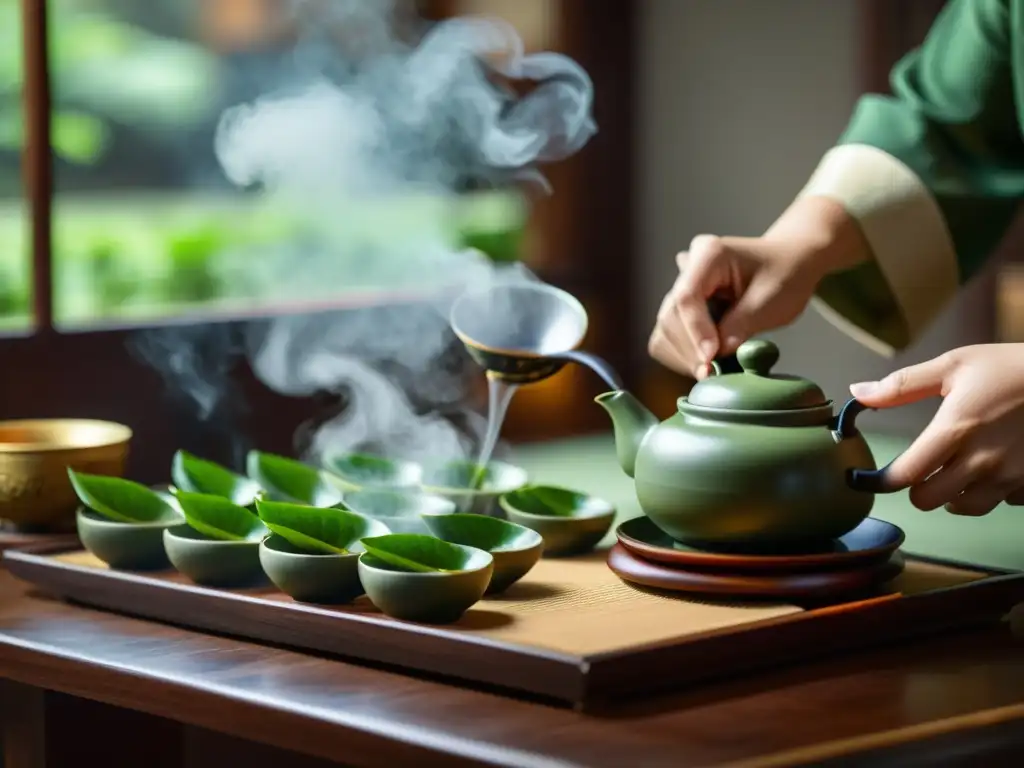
left=686, top=339, right=827, bottom=411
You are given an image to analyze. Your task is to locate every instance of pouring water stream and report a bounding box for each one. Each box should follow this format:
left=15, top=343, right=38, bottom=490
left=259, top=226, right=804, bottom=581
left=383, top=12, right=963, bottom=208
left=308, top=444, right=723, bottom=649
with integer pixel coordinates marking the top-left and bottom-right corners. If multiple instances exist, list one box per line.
left=469, top=351, right=622, bottom=489
left=452, top=282, right=625, bottom=489
left=471, top=377, right=519, bottom=489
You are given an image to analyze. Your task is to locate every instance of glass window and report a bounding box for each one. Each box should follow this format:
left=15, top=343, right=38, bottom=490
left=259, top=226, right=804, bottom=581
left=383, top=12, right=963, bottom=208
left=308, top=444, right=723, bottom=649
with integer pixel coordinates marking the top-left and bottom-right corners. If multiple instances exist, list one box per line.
left=48, top=0, right=528, bottom=330
left=0, top=0, right=30, bottom=332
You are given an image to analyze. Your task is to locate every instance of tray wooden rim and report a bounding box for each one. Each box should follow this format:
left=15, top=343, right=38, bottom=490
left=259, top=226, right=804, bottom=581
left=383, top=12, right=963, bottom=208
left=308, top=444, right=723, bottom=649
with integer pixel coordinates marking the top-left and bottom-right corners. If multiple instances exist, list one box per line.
left=6, top=543, right=1024, bottom=707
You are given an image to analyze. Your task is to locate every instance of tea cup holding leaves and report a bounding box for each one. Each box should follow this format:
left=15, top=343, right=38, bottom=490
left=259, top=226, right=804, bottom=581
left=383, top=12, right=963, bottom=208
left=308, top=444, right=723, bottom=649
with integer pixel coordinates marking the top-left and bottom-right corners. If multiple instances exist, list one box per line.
left=420, top=459, right=528, bottom=517
left=164, top=491, right=270, bottom=588
left=500, top=485, right=615, bottom=557
left=69, top=469, right=184, bottom=571
left=357, top=534, right=493, bottom=624
left=343, top=489, right=455, bottom=534
left=171, top=450, right=261, bottom=508
left=256, top=499, right=390, bottom=604
left=246, top=450, right=344, bottom=507
left=320, top=451, right=423, bottom=492
left=421, top=513, right=542, bottom=594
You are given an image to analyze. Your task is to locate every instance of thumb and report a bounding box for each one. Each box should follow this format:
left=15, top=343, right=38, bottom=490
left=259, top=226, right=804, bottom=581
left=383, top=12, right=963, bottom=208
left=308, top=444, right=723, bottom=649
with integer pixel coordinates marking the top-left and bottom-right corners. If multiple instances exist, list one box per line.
left=849, top=356, right=951, bottom=408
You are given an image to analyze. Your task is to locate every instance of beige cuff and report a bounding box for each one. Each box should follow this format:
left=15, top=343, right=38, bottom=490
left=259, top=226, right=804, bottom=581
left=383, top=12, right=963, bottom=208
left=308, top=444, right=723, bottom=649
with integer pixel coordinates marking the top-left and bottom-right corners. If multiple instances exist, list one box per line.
left=798, top=144, right=959, bottom=355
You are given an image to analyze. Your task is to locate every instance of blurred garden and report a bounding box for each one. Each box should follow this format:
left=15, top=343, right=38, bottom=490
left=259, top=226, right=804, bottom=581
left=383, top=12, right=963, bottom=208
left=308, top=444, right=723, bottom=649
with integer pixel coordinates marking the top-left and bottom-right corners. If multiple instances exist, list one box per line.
left=0, top=0, right=525, bottom=330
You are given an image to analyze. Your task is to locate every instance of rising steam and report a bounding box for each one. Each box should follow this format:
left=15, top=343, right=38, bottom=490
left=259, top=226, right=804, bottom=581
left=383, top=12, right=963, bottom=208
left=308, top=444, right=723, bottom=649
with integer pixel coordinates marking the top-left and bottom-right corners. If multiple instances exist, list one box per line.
left=132, top=0, right=596, bottom=467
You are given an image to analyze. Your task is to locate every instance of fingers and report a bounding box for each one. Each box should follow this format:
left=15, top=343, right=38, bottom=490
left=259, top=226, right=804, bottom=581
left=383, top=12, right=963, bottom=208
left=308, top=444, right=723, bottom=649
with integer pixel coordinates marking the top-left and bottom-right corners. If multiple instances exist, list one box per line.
left=674, top=236, right=731, bottom=363
left=849, top=354, right=955, bottom=408
left=905, top=414, right=1021, bottom=516
left=649, top=236, right=733, bottom=378
left=880, top=401, right=962, bottom=490
left=850, top=349, right=1024, bottom=520
left=945, top=481, right=1014, bottom=517
left=908, top=449, right=1000, bottom=510
left=648, top=295, right=697, bottom=377
left=907, top=447, right=1015, bottom=517
left=716, top=277, right=780, bottom=354
left=1006, top=487, right=1024, bottom=506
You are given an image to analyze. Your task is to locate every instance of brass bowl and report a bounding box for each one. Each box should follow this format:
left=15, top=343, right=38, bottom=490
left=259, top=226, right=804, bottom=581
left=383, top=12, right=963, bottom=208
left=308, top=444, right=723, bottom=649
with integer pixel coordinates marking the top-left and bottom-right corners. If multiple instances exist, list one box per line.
left=0, top=419, right=132, bottom=531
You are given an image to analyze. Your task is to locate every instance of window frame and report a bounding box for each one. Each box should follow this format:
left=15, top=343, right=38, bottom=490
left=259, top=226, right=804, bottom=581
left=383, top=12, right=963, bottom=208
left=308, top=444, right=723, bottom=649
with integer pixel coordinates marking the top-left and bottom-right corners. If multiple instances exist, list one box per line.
left=7, top=0, right=639, bottom=482
left=22, top=0, right=51, bottom=331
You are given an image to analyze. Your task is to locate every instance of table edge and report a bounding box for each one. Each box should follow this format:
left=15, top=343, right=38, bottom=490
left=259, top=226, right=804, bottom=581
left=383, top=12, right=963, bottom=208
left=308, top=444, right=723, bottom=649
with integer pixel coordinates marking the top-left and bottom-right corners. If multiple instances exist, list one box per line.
left=1, top=620, right=1023, bottom=767
left=723, top=701, right=1024, bottom=767
left=0, top=629, right=556, bottom=768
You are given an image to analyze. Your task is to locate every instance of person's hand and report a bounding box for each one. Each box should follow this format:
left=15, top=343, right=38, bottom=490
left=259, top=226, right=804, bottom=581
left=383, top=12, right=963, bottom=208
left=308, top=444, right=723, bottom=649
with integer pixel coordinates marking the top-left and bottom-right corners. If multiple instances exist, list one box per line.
left=648, top=234, right=818, bottom=379
left=648, top=196, right=869, bottom=379
left=850, top=343, right=1024, bottom=516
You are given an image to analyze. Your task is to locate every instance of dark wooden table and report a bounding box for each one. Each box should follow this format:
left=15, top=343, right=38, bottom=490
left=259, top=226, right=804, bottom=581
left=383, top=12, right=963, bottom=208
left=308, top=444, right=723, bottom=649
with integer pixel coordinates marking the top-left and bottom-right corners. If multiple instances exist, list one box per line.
left=0, top=569, right=1023, bottom=767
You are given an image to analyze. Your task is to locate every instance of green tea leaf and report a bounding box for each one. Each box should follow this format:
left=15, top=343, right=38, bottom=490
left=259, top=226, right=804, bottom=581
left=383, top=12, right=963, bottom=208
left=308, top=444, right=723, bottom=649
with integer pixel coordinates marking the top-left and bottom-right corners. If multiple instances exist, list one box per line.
left=504, top=485, right=609, bottom=518
left=67, top=469, right=181, bottom=524
left=173, top=491, right=268, bottom=542
left=256, top=499, right=387, bottom=554
left=321, top=452, right=421, bottom=489
left=422, top=460, right=526, bottom=493
left=172, top=450, right=261, bottom=507
left=421, top=513, right=537, bottom=552
left=360, top=534, right=474, bottom=573
left=423, top=461, right=489, bottom=490
left=247, top=450, right=343, bottom=507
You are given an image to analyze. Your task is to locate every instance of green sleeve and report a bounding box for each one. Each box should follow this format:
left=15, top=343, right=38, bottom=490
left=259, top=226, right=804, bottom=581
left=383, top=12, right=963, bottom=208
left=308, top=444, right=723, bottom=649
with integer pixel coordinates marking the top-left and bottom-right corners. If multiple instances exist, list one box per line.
left=809, top=0, right=1024, bottom=352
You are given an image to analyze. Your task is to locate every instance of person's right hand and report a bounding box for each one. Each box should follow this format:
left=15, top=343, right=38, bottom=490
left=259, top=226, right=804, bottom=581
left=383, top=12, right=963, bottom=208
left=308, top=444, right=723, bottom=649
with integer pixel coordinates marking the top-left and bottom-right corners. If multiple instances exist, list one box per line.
left=648, top=234, right=819, bottom=379
left=648, top=196, right=869, bottom=379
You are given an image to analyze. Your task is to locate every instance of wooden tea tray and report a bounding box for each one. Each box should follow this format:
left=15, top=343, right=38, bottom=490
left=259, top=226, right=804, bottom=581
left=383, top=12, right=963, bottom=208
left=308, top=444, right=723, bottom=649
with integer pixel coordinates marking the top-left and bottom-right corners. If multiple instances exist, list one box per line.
left=0, top=529, right=79, bottom=558
left=5, top=544, right=1024, bottom=708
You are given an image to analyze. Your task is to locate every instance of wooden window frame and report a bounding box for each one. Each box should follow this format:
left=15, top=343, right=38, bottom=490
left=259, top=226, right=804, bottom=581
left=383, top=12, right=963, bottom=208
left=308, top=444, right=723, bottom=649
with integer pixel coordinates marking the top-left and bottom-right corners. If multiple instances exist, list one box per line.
left=5, top=0, right=637, bottom=482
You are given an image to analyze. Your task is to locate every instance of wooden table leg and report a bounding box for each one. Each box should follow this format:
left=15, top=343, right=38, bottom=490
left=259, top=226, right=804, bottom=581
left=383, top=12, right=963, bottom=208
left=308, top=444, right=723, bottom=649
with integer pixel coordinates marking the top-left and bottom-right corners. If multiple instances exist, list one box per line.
left=0, top=680, right=46, bottom=768
left=183, top=727, right=349, bottom=768
left=0, top=683, right=185, bottom=768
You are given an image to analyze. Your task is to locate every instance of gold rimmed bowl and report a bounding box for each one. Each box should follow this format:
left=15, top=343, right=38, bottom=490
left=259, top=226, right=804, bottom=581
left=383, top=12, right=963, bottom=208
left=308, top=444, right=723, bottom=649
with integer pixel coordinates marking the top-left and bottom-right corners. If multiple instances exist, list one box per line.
left=0, top=419, right=132, bottom=530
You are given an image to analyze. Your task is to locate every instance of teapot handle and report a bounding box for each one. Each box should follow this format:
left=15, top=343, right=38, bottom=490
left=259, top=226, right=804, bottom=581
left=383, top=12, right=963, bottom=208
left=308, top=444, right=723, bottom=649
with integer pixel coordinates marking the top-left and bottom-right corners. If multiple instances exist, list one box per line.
left=833, top=398, right=907, bottom=494
left=707, top=296, right=742, bottom=374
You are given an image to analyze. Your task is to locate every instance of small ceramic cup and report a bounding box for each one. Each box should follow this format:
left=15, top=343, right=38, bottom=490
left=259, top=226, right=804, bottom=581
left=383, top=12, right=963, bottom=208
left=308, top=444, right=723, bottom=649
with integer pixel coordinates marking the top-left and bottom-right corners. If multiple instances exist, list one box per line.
left=358, top=545, right=494, bottom=624
left=76, top=507, right=179, bottom=571
left=320, top=451, right=423, bottom=491
left=343, top=489, right=455, bottom=534
left=421, top=513, right=544, bottom=594
left=500, top=485, right=616, bottom=557
left=163, top=524, right=267, bottom=588
left=259, top=534, right=368, bottom=604
left=420, top=460, right=528, bottom=517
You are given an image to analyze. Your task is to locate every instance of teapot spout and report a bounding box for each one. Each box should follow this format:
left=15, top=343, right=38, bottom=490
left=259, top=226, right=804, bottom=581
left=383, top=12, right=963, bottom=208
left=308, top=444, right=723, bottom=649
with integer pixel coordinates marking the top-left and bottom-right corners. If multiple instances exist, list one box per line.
left=594, top=390, right=658, bottom=479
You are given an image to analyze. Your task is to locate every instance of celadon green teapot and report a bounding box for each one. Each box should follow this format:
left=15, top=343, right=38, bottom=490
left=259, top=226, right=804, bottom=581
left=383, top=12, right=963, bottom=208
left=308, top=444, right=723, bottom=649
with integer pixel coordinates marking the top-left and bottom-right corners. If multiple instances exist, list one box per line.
left=595, top=338, right=904, bottom=548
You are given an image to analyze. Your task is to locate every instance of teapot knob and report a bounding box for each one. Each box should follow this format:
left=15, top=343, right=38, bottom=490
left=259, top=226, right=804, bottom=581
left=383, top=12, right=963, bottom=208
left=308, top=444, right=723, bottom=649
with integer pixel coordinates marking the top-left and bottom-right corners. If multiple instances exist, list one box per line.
left=736, top=339, right=779, bottom=376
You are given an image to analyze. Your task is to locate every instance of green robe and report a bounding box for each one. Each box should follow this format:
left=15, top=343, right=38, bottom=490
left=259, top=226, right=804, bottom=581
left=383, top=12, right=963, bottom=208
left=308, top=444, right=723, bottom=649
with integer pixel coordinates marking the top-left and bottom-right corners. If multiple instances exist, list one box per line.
left=799, top=0, right=1024, bottom=354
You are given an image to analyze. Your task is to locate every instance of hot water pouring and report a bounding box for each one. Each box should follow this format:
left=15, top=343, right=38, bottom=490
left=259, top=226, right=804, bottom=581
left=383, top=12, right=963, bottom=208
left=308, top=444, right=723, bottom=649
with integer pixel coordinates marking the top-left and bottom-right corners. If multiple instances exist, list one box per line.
left=450, top=280, right=914, bottom=550
left=449, top=280, right=625, bottom=483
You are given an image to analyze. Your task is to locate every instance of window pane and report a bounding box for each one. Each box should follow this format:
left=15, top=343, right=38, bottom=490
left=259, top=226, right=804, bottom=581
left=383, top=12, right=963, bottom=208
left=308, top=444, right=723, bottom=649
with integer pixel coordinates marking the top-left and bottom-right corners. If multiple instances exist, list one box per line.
left=0, top=0, right=31, bottom=332
left=49, top=0, right=528, bottom=330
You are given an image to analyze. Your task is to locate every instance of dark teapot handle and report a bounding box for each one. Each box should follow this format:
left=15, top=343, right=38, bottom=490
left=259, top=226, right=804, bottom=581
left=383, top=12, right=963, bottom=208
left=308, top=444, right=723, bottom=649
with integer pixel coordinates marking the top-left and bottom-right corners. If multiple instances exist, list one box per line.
left=833, top=398, right=907, bottom=494
left=706, top=295, right=742, bottom=374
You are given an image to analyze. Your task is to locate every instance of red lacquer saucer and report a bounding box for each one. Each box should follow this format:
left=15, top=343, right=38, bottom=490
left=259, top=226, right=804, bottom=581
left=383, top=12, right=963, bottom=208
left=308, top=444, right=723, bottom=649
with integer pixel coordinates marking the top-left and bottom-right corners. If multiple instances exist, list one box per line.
left=606, top=543, right=905, bottom=600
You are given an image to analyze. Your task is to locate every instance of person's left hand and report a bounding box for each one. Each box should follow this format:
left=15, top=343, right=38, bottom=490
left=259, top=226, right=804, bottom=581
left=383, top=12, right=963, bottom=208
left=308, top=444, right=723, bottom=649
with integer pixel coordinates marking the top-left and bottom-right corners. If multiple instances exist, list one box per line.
left=849, top=343, right=1024, bottom=516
